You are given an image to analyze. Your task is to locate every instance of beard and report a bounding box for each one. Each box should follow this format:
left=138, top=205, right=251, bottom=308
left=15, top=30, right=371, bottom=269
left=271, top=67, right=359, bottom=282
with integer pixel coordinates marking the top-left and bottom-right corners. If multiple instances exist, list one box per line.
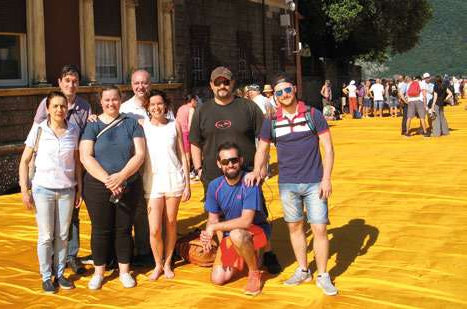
left=215, top=88, right=231, bottom=100
left=224, top=168, right=241, bottom=180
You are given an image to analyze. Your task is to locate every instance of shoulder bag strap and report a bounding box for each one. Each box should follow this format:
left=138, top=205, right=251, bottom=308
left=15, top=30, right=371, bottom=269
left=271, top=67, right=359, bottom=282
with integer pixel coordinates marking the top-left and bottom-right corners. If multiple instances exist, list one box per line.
left=96, top=114, right=125, bottom=139
left=33, top=127, right=43, bottom=154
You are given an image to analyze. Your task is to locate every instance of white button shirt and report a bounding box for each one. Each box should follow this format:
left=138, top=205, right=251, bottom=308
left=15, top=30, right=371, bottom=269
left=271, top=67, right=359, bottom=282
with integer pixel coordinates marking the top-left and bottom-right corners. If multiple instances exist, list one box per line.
left=25, top=120, right=80, bottom=189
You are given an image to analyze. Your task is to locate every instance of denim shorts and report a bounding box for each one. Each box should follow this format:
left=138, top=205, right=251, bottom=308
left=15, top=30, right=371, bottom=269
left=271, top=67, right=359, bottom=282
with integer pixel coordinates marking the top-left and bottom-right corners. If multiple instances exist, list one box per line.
left=363, top=98, right=372, bottom=108
left=374, top=100, right=384, bottom=109
left=387, top=96, right=398, bottom=108
left=279, top=183, right=329, bottom=224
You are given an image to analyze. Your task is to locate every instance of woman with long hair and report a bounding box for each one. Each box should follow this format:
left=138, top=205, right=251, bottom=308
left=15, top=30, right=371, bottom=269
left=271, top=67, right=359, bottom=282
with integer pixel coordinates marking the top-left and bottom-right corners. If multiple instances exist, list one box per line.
left=19, top=91, right=81, bottom=293
left=430, top=76, right=451, bottom=137
left=141, top=90, right=191, bottom=280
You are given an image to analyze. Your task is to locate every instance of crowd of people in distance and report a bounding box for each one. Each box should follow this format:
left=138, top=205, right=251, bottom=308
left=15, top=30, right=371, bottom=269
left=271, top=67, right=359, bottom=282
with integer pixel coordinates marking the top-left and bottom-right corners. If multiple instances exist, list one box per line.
left=321, top=74, right=465, bottom=138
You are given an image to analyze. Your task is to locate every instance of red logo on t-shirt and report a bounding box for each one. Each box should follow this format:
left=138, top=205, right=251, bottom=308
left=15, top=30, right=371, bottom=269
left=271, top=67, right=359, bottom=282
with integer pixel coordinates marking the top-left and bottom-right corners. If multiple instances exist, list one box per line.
left=215, top=120, right=232, bottom=129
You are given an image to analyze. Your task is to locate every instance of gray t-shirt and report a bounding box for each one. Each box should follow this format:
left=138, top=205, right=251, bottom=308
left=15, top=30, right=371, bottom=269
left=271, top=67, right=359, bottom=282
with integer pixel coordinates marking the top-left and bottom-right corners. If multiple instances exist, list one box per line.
left=81, top=116, right=144, bottom=176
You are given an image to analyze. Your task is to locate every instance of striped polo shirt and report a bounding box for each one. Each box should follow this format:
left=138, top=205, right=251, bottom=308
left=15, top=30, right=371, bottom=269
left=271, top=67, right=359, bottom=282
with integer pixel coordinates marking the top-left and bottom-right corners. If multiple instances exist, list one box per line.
left=259, top=101, right=329, bottom=184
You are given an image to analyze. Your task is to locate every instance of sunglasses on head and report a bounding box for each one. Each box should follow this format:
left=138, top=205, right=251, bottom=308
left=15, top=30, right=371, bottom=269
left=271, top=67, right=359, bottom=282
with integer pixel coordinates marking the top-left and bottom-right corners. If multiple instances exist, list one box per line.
left=213, top=79, right=231, bottom=87
left=275, top=86, right=293, bottom=97
left=219, top=157, right=240, bottom=166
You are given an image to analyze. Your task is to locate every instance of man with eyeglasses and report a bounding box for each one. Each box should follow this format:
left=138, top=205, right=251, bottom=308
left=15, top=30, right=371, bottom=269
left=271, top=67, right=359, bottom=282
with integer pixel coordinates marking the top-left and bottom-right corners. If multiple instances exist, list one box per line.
left=189, top=66, right=282, bottom=274
left=200, top=142, right=269, bottom=296
left=246, top=74, right=338, bottom=296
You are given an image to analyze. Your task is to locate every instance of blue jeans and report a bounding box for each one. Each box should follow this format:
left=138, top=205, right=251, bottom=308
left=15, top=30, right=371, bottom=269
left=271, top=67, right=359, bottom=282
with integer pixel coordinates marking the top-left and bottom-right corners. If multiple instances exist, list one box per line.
left=66, top=207, right=80, bottom=260
left=279, top=182, right=329, bottom=224
left=374, top=100, right=384, bottom=110
left=32, top=185, right=75, bottom=281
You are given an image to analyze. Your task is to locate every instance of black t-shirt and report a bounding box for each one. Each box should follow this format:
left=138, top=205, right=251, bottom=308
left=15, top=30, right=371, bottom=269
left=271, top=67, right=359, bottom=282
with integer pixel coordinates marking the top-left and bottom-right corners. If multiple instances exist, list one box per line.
left=189, top=97, right=264, bottom=182
left=433, top=83, right=447, bottom=106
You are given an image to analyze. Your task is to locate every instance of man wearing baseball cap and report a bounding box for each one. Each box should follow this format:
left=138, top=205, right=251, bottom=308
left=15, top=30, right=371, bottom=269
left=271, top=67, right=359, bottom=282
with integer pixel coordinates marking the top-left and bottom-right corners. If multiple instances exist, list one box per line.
left=189, top=66, right=282, bottom=274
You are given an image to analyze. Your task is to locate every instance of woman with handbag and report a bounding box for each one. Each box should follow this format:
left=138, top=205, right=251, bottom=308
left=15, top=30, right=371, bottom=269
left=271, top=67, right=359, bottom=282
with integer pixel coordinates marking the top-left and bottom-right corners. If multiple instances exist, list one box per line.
left=141, top=90, right=190, bottom=280
left=80, top=86, right=145, bottom=289
left=19, top=91, right=82, bottom=293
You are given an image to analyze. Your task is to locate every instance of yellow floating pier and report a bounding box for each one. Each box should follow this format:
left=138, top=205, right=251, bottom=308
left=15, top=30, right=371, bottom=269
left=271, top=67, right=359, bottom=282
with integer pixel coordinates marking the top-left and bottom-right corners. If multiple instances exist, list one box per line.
left=1, top=102, right=466, bottom=308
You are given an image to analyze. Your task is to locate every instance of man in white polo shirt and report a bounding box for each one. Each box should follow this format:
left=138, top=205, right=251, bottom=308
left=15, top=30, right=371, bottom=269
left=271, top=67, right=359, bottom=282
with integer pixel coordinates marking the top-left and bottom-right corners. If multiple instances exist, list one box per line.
left=121, top=69, right=174, bottom=121
left=120, top=69, right=153, bottom=266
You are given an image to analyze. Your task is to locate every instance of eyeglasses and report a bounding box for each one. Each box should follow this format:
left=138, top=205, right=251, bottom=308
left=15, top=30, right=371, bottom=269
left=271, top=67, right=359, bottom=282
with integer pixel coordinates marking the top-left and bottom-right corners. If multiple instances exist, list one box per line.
left=219, top=157, right=240, bottom=166
left=274, top=86, right=293, bottom=97
left=213, top=79, right=231, bottom=87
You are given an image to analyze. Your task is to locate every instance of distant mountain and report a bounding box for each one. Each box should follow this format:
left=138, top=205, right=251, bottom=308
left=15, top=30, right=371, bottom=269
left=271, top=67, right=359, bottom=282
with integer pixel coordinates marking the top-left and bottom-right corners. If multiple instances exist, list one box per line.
left=384, top=0, right=467, bottom=77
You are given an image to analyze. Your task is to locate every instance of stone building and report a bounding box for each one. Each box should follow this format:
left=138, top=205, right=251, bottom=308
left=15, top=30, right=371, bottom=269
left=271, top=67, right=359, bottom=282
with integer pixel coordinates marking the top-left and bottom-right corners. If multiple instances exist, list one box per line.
left=0, top=0, right=295, bottom=193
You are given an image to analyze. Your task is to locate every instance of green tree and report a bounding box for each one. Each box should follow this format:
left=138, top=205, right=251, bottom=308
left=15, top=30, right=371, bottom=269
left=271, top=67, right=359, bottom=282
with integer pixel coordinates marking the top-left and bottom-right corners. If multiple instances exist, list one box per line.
left=299, top=0, right=433, bottom=62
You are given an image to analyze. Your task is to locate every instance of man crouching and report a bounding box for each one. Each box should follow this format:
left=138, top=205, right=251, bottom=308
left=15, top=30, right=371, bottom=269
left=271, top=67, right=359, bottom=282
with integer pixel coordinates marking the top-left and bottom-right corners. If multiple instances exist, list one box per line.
left=200, top=142, right=270, bottom=296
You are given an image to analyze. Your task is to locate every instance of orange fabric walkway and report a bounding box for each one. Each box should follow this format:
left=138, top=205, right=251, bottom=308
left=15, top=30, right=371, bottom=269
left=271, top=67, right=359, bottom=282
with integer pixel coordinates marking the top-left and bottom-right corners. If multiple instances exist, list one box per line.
left=1, top=102, right=466, bottom=308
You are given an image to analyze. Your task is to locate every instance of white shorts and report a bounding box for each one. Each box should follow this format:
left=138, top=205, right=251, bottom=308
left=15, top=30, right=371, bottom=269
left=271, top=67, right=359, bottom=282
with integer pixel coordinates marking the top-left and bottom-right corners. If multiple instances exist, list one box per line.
left=143, top=170, right=185, bottom=199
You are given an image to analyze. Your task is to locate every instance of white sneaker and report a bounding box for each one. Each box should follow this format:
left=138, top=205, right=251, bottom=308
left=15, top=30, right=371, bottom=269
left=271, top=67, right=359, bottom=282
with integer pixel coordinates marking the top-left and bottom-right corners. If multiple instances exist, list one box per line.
left=119, top=272, right=136, bottom=288
left=88, top=274, right=104, bottom=290
left=316, top=272, right=338, bottom=296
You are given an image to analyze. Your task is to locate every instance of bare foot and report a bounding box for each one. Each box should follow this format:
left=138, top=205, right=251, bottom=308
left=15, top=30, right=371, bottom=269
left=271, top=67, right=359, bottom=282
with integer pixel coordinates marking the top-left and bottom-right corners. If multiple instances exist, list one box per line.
left=164, top=265, right=174, bottom=279
left=148, top=266, right=163, bottom=281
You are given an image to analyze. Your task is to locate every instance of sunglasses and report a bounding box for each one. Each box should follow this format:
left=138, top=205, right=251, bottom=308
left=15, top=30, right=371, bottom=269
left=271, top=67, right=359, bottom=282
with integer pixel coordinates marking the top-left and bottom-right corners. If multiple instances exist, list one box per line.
left=213, top=79, right=231, bottom=87
left=275, top=86, right=293, bottom=97
left=219, top=157, right=240, bottom=166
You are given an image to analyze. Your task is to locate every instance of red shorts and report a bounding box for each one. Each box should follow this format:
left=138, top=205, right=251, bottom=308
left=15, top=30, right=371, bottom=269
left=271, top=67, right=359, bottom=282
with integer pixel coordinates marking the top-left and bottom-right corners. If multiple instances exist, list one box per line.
left=182, top=131, right=190, bottom=153
left=213, top=225, right=267, bottom=271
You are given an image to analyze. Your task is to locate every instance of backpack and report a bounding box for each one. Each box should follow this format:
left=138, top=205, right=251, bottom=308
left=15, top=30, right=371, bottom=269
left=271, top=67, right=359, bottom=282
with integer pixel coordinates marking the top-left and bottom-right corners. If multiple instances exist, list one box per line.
left=391, top=85, right=398, bottom=97
left=271, top=105, right=317, bottom=144
left=407, top=81, right=421, bottom=97
left=357, top=85, right=365, bottom=97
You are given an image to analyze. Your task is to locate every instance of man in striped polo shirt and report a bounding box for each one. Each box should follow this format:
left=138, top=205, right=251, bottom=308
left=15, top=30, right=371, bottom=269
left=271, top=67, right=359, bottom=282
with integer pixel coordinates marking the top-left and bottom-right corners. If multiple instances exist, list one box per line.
left=246, top=74, right=338, bottom=296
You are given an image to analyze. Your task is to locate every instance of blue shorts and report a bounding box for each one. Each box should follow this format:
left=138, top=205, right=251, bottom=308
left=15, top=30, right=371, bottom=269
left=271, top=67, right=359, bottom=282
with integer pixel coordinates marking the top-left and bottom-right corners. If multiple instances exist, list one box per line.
left=387, top=96, right=398, bottom=108
left=374, top=100, right=384, bottom=109
left=363, top=98, right=372, bottom=108
left=279, top=182, right=329, bottom=224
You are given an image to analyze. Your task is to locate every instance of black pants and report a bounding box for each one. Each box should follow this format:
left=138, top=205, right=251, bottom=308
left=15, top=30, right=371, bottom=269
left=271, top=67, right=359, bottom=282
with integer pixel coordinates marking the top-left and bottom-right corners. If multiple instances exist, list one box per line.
left=401, top=103, right=408, bottom=134
left=83, top=173, right=141, bottom=266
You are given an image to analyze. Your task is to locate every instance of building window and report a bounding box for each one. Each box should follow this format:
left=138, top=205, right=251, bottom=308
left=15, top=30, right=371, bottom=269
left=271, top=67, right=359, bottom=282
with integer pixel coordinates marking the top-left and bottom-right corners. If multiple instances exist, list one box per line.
left=237, top=47, right=249, bottom=83
left=190, top=25, right=210, bottom=86
left=0, top=33, right=27, bottom=86
left=272, top=35, right=286, bottom=73
left=191, top=45, right=205, bottom=83
left=95, top=36, right=122, bottom=83
left=236, top=31, right=252, bottom=84
left=137, top=41, right=159, bottom=81
left=136, top=0, right=158, bottom=82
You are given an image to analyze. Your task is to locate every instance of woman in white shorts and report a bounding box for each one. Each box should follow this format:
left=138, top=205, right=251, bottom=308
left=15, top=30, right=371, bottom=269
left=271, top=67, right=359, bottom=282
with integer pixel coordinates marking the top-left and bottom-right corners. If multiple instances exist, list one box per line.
left=140, top=90, right=190, bottom=280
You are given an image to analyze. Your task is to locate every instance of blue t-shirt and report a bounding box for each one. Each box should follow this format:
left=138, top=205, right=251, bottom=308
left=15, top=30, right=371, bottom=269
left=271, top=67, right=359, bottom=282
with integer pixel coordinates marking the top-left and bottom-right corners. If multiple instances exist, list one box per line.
left=259, top=101, right=329, bottom=184
left=81, top=116, right=144, bottom=175
left=204, top=173, right=270, bottom=237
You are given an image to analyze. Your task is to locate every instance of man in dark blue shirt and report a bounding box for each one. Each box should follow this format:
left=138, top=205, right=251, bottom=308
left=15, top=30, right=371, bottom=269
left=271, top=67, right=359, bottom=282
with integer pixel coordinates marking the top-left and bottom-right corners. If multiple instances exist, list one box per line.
left=247, top=74, right=337, bottom=296
left=201, top=142, right=269, bottom=296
